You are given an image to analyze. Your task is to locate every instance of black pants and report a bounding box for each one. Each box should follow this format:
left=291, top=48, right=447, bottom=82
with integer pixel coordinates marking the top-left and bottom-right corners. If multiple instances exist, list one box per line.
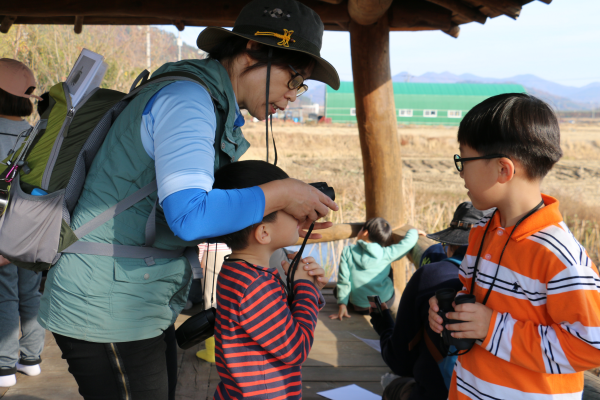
left=54, top=325, right=178, bottom=400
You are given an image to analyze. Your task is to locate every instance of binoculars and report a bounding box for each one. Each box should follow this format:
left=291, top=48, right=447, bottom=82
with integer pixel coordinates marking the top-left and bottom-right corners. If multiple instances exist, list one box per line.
left=175, top=181, right=335, bottom=350
left=435, top=288, right=476, bottom=351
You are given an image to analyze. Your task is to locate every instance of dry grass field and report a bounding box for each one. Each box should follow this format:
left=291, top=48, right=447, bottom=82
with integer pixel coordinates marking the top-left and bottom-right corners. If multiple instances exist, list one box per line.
left=240, top=119, right=600, bottom=265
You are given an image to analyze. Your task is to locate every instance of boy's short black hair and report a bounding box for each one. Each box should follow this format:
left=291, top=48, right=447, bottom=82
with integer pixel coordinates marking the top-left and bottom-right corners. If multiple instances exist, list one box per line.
left=364, top=217, right=393, bottom=247
left=458, top=93, right=562, bottom=180
left=0, top=88, right=33, bottom=117
left=212, top=160, right=289, bottom=251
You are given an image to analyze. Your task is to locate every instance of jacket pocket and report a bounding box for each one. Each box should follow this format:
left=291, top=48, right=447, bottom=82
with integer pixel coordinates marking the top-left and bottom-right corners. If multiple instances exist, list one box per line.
left=110, top=257, right=188, bottom=321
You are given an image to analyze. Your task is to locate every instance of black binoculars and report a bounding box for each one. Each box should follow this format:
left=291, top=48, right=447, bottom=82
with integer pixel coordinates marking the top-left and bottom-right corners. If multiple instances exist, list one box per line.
left=309, top=182, right=335, bottom=201
left=175, top=181, right=335, bottom=350
left=435, top=288, right=476, bottom=351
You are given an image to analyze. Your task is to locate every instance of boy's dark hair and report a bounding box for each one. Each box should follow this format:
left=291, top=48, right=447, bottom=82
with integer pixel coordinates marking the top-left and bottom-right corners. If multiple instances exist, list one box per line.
left=364, top=217, right=393, bottom=247
left=0, top=88, right=33, bottom=117
left=212, top=160, right=289, bottom=251
left=458, top=93, right=562, bottom=180
left=208, top=36, right=314, bottom=77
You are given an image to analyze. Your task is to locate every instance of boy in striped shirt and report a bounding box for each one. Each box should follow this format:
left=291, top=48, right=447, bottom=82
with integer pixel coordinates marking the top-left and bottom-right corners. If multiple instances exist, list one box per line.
left=429, top=93, right=600, bottom=399
left=210, top=160, right=329, bottom=400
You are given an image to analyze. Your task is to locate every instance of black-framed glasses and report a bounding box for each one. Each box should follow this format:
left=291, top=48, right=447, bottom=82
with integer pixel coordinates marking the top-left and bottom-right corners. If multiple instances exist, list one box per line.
left=453, top=154, right=510, bottom=172
left=288, top=65, right=308, bottom=97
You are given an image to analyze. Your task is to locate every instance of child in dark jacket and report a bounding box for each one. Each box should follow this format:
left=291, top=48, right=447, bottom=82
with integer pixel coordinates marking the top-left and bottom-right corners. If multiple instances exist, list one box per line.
left=210, top=160, right=329, bottom=400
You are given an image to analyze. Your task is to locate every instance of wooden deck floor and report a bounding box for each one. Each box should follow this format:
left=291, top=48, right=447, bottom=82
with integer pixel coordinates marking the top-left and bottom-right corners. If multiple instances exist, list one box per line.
left=1, top=289, right=389, bottom=399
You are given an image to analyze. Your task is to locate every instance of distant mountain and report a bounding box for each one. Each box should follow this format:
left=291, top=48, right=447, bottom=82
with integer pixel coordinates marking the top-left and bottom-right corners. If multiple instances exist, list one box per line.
left=392, top=71, right=599, bottom=110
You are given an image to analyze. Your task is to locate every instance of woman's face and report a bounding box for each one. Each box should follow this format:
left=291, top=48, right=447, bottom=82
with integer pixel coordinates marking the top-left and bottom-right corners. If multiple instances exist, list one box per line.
left=239, top=58, right=314, bottom=121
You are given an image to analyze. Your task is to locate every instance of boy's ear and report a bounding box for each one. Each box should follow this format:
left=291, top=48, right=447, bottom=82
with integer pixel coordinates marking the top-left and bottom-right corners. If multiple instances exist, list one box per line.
left=253, top=223, right=272, bottom=245
left=497, top=157, right=516, bottom=184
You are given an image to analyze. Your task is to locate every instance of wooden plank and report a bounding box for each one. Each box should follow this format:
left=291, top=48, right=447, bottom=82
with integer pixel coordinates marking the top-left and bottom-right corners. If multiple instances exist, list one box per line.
left=294, top=223, right=363, bottom=245
left=389, top=1, right=454, bottom=30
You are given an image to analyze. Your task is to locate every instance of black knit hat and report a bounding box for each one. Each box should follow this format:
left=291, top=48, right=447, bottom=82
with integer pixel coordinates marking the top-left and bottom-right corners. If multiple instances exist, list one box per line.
left=427, top=202, right=485, bottom=246
left=196, top=0, right=340, bottom=90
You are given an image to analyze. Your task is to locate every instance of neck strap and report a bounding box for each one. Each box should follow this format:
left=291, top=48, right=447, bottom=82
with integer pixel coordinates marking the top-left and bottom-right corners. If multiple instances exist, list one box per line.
left=470, top=199, right=545, bottom=304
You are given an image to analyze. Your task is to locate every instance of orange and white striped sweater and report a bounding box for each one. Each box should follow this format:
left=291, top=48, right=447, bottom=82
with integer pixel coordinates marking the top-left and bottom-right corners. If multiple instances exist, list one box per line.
left=451, top=194, right=600, bottom=400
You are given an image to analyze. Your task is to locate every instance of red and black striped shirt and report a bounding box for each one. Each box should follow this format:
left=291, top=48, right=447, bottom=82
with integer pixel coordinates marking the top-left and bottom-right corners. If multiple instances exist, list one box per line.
left=213, top=260, right=325, bottom=400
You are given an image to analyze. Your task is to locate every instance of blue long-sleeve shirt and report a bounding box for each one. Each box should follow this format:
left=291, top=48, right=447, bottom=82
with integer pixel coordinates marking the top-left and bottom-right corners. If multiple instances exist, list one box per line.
left=140, top=81, right=264, bottom=240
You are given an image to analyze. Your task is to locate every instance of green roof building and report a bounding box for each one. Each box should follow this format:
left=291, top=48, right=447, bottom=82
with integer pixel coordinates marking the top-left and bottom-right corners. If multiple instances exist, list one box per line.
left=325, top=82, right=526, bottom=125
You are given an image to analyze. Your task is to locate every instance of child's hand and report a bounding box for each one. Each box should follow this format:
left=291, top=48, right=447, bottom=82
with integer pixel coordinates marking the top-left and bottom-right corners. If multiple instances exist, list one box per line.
left=417, top=230, right=427, bottom=237
left=282, top=254, right=327, bottom=290
left=445, top=302, right=493, bottom=341
left=329, top=304, right=351, bottom=321
left=428, top=295, right=444, bottom=334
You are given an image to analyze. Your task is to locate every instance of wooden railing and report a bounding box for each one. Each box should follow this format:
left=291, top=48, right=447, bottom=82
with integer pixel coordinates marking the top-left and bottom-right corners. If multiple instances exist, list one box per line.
left=294, top=222, right=435, bottom=267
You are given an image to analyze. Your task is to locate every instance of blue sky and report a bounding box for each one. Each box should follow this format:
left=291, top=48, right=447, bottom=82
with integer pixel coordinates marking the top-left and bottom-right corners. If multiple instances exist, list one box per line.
left=158, top=0, right=600, bottom=87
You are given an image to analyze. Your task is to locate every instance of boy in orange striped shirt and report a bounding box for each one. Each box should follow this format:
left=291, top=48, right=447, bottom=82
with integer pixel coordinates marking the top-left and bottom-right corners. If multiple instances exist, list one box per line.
left=429, top=93, right=600, bottom=399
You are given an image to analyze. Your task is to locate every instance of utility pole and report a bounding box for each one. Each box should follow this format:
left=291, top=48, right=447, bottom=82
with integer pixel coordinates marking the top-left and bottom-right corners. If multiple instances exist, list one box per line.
left=177, top=32, right=182, bottom=62
left=146, top=26, right=151, bottom=73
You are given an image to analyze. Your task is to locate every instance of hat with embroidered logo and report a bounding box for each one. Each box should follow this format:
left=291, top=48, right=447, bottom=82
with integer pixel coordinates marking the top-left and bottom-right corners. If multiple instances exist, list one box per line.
left=427, top=202, right=486, bottom=246
left=196, top=0, right=340, bottom=90
left=0, top=58, right=43, bottom=101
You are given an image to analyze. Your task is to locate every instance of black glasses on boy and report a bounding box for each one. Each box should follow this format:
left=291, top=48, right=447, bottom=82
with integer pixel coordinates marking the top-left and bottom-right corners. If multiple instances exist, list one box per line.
left=288, top=65, right=308, bottom=97
left=453, top=154, right=511, bottom=172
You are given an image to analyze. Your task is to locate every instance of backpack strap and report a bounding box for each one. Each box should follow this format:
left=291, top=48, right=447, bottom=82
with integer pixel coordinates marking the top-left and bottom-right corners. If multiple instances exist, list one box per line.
left=123, top=71, right=212, bottom=101
left=62, top=180, right=184, bottom=265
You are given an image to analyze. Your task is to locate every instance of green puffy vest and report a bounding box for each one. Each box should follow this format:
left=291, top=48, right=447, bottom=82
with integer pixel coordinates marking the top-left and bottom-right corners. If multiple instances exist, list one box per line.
left=38, top=59, right=250, bottom=342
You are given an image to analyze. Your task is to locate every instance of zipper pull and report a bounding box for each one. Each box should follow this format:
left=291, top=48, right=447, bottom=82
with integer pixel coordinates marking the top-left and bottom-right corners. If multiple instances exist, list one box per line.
left=63, top=107, right=75, bottom=138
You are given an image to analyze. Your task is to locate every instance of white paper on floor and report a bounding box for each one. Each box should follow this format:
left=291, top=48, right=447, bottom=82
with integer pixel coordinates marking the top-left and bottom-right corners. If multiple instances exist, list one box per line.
left=351, top=333, right=381, bottom=353
left=317, top=384, right=382, bottom=400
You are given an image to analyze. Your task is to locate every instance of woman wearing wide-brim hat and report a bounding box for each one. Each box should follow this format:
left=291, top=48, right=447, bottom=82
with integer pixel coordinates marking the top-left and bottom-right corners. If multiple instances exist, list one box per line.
left=38, top=0, right=340, bottom=399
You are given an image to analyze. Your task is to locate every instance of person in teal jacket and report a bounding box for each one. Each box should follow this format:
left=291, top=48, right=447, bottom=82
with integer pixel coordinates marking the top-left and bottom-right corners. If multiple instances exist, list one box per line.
left=38, top=1, right=340, bottom=399
left=330, top=218, right=419, bottom=321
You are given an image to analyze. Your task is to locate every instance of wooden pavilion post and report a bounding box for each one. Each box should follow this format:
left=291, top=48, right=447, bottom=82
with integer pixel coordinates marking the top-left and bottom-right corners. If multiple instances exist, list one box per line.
left=349, top=14, right=408, bottom=301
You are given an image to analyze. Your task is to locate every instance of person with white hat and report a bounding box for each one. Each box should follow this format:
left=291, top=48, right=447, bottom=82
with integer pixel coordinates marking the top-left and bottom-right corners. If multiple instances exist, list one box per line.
left=0, top=58, right=45, bottom=388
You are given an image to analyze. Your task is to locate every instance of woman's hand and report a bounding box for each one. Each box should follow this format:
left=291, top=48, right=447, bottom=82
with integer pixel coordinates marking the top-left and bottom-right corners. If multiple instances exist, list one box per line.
left=260, top=179, right=338, bottom=236
left=329, top=304, right=351, bottom=321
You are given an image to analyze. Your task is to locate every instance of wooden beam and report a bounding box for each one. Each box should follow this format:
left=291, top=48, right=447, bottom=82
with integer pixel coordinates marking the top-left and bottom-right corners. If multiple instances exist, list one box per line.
left=474, top=0, right=521, bottom=19
left=318, top=0, right=344, bottom=4
left=392, top=225, right=435, bottom=267
left=0, top=0, right=349, bottom=24
left=389, top=1, right=454, bottom=30
left=348, top=0, right=393, bottom=26
left=537, top=0, right=552, bottom=3
left=350, top=16, right=407, bottom=296
left=443, top=24, right=460, bottom=38
left=74, top=16, right=83, bottom=34
left=425, top=0, right=487, bottom=24
left=0, top=15, right=17, bottom=34
left=174, top=20, right=185, bottom=31
left=293, top=223, right=363, bottom=245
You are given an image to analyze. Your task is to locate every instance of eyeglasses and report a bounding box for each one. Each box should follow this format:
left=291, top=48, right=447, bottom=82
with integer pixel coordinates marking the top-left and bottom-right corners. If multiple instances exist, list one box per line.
left=453, top=154, right=510, bottom=172
left=288, top=65, right=308, bottom=97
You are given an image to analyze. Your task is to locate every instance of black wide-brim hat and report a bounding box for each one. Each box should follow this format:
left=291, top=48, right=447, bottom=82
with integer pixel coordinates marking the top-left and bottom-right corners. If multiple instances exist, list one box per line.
left=196, top=0, right=340, bottom=90
left=426, top=202, right=486, bottom=246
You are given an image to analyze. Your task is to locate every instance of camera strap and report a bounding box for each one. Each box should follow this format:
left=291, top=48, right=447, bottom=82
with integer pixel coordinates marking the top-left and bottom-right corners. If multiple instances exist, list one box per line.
left=469, top=199, right=545, bottom=305
left=201, top=242, right=218, bottom=309
left=286, top=222, right=315, bottom=306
